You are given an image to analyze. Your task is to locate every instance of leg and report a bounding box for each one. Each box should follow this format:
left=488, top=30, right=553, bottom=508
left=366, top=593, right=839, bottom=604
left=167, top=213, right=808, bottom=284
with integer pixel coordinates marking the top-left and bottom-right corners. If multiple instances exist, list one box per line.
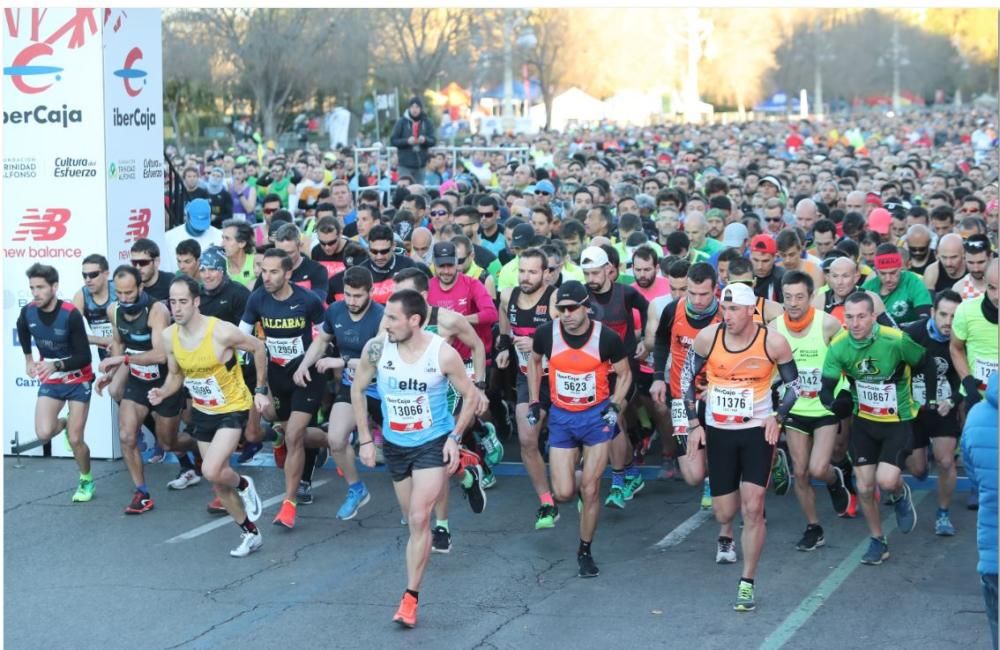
left=906, top=447, right=929, bottom=482
left=854, top=463, right=882, bottom=539
left=738, top=481, right=768, bottom=580
left=282, top=411, right=313, bottom=501
left=34, top=396, right=66, bottom=443
left=118, top=400, right=149, bottom=489
left=64, top=398, right=92, bottom=475
left=403, top=467, right=448, bottom=592
left=787, top=428, right=818, bottom=525
left=109, top=364, right=128, bottom=403
left=577, top=441, right=610, bottom=544
left=516, top=402, right=551, bottom=499
left=549, top=446, right=581, bottom=503
left=327, top=402, right=360, bottom=485
left=931, top=437, right=957, bottom=510
left=197, top=429, right=246, bottom=523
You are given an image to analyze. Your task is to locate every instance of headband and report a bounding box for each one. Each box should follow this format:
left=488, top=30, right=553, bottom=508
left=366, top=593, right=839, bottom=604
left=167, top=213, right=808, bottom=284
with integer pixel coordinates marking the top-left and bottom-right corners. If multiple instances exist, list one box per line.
left=874, top=253, right=902, bottom=270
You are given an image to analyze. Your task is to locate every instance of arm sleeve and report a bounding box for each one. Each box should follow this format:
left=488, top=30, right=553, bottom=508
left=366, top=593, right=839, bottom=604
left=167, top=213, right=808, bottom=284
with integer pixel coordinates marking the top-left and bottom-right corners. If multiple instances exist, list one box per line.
left=776, top=360, right=800, bottom=419
left=625, top=286, right=650, bottom=332
left=652, top=302, right=676, bottom=381
left=471, top=280, right=498, bottom=328
left=307, top=264, right=329, bottom=303
left=64, top=310, right=93, bottom=371
left=876, top=311, right=898, bottom=327
left=532, top=322, right=553, bottom=358
left=16, top=309, right=32, bottom=355
left=600, top=327, right=626, bottom=364
left=682, top=349, right=707, bottom=420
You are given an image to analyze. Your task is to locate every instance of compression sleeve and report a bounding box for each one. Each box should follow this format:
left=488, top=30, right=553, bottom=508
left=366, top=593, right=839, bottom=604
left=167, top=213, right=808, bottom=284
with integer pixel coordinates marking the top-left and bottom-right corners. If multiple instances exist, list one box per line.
left=681, top=349, right=707, bottom=421
left=776, top=360, right=800, bottom=420
left=64, top=310, right=94, bottom=371
left=652, top=302, right=675, bottom=381
left=16, top=308, right=32, bottom=355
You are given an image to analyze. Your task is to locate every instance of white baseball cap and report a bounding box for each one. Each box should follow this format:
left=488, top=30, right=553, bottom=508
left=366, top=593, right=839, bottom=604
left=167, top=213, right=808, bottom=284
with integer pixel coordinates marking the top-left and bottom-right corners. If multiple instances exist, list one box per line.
left=721, top=282, right=756, bottom=307
left=580, top=246, right=610, bottom=270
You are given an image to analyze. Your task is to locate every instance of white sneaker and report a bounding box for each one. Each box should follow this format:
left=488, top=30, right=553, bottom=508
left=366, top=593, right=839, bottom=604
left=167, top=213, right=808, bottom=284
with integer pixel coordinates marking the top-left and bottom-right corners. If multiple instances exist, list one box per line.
left=229, top=530, right=262, bottom=558
left=716, top=537, right=738, bottom=564
left=167, top=469, right=202, bottom=490
left=238, top=475, right=263, bottom=522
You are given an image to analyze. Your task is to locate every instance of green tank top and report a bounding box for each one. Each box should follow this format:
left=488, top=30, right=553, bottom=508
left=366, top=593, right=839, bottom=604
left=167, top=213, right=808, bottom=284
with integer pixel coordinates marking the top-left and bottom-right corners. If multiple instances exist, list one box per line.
left=775, top=314, right=834, bottom=418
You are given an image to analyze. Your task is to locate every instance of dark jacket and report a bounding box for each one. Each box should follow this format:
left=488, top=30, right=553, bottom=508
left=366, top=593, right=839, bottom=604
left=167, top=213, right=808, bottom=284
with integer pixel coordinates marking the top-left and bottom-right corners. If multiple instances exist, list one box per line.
left=390, top=112, right=436, bottom=170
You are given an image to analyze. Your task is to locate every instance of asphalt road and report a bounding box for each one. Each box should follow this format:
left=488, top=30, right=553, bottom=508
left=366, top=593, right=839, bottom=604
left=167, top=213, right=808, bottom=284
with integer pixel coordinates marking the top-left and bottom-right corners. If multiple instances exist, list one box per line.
left=4, top=456, right=991, bottom=649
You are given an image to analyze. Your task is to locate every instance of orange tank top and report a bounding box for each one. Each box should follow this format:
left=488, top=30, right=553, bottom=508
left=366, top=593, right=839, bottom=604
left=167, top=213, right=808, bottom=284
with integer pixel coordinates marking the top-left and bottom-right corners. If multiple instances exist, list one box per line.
left=669, top=305, right=721, bottom=396
left=705, top=324, right=775, bottom=429
left=548, top=321, right=612, bottom=412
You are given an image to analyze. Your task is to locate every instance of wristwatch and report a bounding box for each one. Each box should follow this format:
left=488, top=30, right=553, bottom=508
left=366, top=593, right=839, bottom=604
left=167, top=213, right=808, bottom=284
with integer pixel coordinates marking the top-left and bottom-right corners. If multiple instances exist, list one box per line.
left=54, top=359, right=64, bottom=371
left=474, top=380, right=487, bottom=390
left=449, top=432, right=462, bottom=443
left=254, top=385, right=269, bottom=395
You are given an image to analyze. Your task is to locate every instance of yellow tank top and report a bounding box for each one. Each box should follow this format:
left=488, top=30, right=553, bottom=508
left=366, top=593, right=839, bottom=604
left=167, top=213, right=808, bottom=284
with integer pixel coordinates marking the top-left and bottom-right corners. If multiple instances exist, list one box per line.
left=172, top=317, right=252, bottom=414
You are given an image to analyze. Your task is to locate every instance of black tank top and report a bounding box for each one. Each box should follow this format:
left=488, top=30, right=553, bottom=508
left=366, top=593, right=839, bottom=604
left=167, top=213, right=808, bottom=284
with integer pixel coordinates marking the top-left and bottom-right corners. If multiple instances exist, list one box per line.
left=935, top=266, right=961, bottom=294
left=116, top=303, right=167, bottom=379
left=508, top=286, right=555, bottom=337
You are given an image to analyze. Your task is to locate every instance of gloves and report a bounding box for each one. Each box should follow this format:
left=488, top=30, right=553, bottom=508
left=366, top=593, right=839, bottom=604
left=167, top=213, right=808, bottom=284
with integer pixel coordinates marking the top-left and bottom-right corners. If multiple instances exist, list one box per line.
left=526, top=402, right=541, bottom=426
left=831, top=389, right=854, bottom=419
left=963, top=376, right=983, bottom=408
left=672, top=434, right=688, bottom=456
left=600, top=403, right=620, bottom=428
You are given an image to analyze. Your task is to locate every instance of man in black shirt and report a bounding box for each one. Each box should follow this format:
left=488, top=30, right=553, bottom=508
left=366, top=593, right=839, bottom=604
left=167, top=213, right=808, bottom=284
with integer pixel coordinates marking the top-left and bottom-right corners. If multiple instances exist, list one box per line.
left=327, top=224, right=430, bottom=304
left=254, top=223, right=328, bottom=303
left=130, top=238, right=175, bottom=302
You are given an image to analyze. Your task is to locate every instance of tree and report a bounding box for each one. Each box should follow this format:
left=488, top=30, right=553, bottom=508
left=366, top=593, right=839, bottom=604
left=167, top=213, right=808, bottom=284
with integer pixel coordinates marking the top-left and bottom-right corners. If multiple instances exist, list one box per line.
left=523, top=9, right=569, bottom=130
left=376, top=9, right=471, bottom=98
left=162, top=13, right=217, bottom=150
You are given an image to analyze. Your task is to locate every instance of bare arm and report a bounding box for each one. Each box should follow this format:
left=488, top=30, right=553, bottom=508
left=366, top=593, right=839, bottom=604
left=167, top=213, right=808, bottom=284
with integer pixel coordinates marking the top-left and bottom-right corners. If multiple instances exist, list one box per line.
left=439, top=309, right=486, bottom=382
left=152, top=325, right=185, bottom=400
left=609, top=357, right=632, bottom=409
left=950, top=334, right=972, bottom=381
left=351, top=338, right=383, bottom=446
left=125, top=303, right=170, bottom=366
left=216, top=319, right=269, bottom=389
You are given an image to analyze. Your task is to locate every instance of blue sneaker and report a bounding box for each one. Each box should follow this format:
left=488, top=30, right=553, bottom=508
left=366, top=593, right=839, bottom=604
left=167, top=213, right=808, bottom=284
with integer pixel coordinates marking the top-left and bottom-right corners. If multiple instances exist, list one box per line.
left=893, top=482, right=917, bottom=534
left=934, top=509, right=956, bottom=536
left=336, top=484, right=371, bottom=521
left=861, top=536, right=889, bottom=565
left=237, top=442, right=263, bottom=464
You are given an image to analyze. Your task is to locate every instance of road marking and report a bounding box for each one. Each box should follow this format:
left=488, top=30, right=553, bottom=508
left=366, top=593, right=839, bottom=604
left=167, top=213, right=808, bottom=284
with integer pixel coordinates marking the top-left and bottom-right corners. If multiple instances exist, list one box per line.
left=759, top=489, right=929, bottom=650
left=654, top=508, right=713, bottom=549
left=165, top=479, right=331, bottom=544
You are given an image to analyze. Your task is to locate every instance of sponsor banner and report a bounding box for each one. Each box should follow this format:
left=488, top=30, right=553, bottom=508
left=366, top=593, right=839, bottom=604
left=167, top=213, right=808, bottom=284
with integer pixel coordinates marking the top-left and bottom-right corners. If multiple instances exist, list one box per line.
left=104, top=9, right=164, bottom=264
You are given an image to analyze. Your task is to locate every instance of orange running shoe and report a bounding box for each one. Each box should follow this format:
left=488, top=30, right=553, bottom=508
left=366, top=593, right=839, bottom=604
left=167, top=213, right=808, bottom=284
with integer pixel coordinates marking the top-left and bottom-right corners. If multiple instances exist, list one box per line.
left=393, top=592, right=418, bottom=628
left=207, top=496, right=227, bottom=515
left=273, top=499, right=297, bottom=528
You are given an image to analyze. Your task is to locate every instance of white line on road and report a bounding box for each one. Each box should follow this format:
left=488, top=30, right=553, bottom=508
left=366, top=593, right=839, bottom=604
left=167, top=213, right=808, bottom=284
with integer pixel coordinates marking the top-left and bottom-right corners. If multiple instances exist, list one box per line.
left=165, top=479, right=331, bottom=544
left=653, top=508, right=713, bottom=549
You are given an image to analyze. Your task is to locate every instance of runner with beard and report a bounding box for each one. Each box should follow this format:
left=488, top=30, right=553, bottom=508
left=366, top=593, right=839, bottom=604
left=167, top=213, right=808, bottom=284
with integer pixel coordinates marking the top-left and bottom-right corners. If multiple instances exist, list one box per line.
left=328, top=225, right=431, bottom=305
left=953, top=235, right=992, bottom=300
left=72, top=254, right=115, bottom=361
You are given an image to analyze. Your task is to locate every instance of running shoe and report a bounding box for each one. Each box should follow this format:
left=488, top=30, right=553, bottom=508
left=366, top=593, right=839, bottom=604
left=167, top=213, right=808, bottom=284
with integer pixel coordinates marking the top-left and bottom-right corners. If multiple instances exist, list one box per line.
left=934, top=510, right=956, bottom=536
left=968, top=490, right=979, bottom=511
left=716, top=536, right=737, bottom=564
left=623, top=474, right=645, bottom=501
left=147, top=444, right=165, bottom=464
left=535, top=503, right=559, bottom=530
left=71, top=478, right=95, bottom=503
left=167, top=469, right=202, bottom=490
left=207, top=497, right=227, bottom=515
left=796, top=524, right=825, bottom=551
left=313, top=446, right=329, bottom=470
left=230, top=530, right=262, bottom=558
left=336, top=484, right=370, bottom=520
left=238, top=475, right=263, bottom=522
left=771, top=448, right=790, bottom=496
left=733, top=580, right=755, bottom=612
left=658, top=457, right=680, bottom=481
left=431, top=526, right=452, bottom=553
left=273, top=499, right=297, bottom=528
left=605, top=485, right=626, bottom=509
left=462, top=465, right=487, bottom=514
left=393, top=592, right=418, bottom=628
left=481, top=466, right=497, bottom=490
left=861, top=536, right=889, bottom=565
left=838, top=493, right=858, bottom=519
left=272, top=424, right=286, bottom=469
left=893, top=482, right=917, bottom=534
left=577, top=553, right=600, bottom=578
left=827, top=466, right=850, bottom=516
left=297, top=480, right=314, bottom=505
left=480, top=421, right=504, bottom=467
left=701, top=479, right=713, bottom=510
left=125, top=490, right=154, bottom=514
left=237, top=442, right=263, bottom=464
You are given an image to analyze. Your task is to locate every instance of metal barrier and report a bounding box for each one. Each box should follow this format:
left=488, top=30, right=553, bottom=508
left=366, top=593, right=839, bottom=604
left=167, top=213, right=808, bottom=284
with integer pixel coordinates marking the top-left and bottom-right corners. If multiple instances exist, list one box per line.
left=10, top=431, right=47, bottom=468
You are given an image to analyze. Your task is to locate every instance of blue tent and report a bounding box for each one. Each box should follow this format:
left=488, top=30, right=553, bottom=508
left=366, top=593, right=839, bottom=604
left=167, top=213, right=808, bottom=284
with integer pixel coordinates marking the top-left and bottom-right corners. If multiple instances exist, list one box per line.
left=481, top=78, right=543, bottom=102
left=754, top=92, right=801, bottom=113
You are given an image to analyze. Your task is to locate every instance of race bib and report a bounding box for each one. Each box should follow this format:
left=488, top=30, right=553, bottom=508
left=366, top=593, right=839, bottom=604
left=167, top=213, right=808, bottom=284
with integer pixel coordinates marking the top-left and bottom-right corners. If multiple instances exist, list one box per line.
left=185, top=376, right=226, bottom=409
left=709, top=386, right=753, bottom=423
left=265, top=336, right=304, bottom=365
left=515, top=347, right=548, bottom=374
left=464, top=358, right=476, bottom=380
left=798, top=368, right=822, bottom=399
left=125, top=348, right=160, bottom=381
left=856, top=381, right=897, bottom=417
left=385, top=394, right=433, bottom=434
left=670, top=398, right=688, bottom=435
left=91, top=322, right=113, bottom=339
left=555, top=370, right=596, bottom=405
left=43, top=357, right=85, bottom=383
left=974, top=358, right=998, bottom=390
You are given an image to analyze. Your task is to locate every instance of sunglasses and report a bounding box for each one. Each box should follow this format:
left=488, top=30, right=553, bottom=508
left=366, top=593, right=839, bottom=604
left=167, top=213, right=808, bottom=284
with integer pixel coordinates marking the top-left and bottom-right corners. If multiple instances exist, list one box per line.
left=536, top=190, right=551, bottom=196
left=765, top=217, right=783, bottom=223
left=477, top=211, right=495, bottom=218
left=369, top=247, right=393, bottom=256
left=82, top=271, right=101, bottom=280
left=318, top=238, right=339, bottom=248
left=908, top=246, right=929, bottom=255
left=548, top=266, right=560, bottom=272
left=456, top=256, right=468, bottom=265
left=131, top=258, right=153, bottom=267
left=965, top=241, right=989, bottom=251
left=263, top=207, right=278, bottom=215
left=559, top=303, right=585, bottom=312
left=429, top=209, right=449, bottom=217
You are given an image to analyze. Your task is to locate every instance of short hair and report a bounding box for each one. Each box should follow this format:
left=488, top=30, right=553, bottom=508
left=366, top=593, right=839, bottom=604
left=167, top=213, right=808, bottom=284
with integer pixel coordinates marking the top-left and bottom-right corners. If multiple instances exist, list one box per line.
left=705, top=177, right=729, bottom=196
left=842, top=212, right=866, bottom=237
left=82, top=254, right=109, bottom=271
left=176, top=238, right=201, bottom=259
left=273, top=223, right=302, bottom=244
left=476, top=195, right=500, bottom=211
left=709, top=195, right=733, bottom=211
left=262, top=247, right=293, bottom=271
left=559, top=219, right=586, bottom=241
left=261, top=192, right=282, bottom=206
left=388, top=288, right=429, bottom=324
left=170, top=274, right=201, bottom=299
left=316, top=216, right=341, bottom=234
left=875, top=243, right=899, bottom=257
left=666, top=258, right=690, bottom=279
left=589, top=204, right=613, bottom=227
left=776, top=229, right=802, bottom=252
left=930, top=205, right=955, bottom=223
left=600, top=244, right=620, bottom=269
left=934, top=289, right=962, bottom=310
left=130, top=237, right=160, bottom=259
left=813, top=218, right=837, bottom=238
left=26, top=263, right=58, bottom=285
left=520, top=247, right=549, bottom=269
left=632, top=245, right=658, bottom=266
left=405, top=194, right=427, bottom=211
left=451, top=235, right=473, bottom=254
left=393, top=267, right=429, bottom=292
left=573, top=187, right=594, bottom=201
left=430, top=199, right=452, bottom=214
left=845, top=290, right=874, bottom=312
left=113, top=264, right=142, bottom=286
left=687, top=261, right=718, bottom=287
left=367, top=224, right=394, bottom=245
left=454, top=206, right=480, bottom=222
left=727, top=256, right=752, bottom=277
left=343, top=265, right=373, bottom=291
left=665, top=231, right=690, bottom=256
left=315, top=202, right=337, bottom=217
left=717, top=248, right=743, bottom=264
left=781, top=269, right=814, bottom=295
left=356, top=204, right=381, bottom=223
left=341, top=241, right=368, bottom=267
left=618, top=212, right=641, bottom=233
left=533, top=204, right=553, bottom=222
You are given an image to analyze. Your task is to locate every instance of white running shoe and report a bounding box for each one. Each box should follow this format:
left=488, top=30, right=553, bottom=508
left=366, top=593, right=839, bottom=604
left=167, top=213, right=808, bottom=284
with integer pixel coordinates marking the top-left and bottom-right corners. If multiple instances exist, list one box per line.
left=167, top=469, right=202, bottom=490
left=230, top=530, right=262, bottom=558
left=238, top=475, right=263, bottom=522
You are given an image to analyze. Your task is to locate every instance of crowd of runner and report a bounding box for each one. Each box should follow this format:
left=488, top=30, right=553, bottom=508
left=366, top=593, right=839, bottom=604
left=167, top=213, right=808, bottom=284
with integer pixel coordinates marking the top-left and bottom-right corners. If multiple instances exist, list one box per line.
left=19, top=104, right=999, bottom=624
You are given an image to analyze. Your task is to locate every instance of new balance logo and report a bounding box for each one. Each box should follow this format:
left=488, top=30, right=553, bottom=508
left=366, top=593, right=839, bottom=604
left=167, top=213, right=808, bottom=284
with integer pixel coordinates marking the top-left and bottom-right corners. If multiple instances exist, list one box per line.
left=12, top=208, right=70, bottom=242
left=124, top=208, right=151, bottom=243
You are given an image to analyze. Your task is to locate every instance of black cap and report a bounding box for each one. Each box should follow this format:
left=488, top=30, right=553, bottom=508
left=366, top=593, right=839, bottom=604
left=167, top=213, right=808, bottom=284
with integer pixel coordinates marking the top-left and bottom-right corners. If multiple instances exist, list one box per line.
left=556, top=280, right=589, bottom=306
left=511, top=223, right=535, bottom=249
left=432, top=241, right=457, bottom=265
left=408, top=96, right=423, bottom=109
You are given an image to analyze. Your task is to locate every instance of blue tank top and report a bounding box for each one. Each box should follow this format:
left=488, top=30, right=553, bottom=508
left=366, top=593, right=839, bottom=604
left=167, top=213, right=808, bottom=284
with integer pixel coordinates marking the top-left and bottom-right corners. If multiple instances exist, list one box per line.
left=25, top=301, right=94, bottom=384
left=321, top=300, right=383, bottom=398
left=83, top=285, right=116, bottom=359
left=376, top=334, right=454, bottom=447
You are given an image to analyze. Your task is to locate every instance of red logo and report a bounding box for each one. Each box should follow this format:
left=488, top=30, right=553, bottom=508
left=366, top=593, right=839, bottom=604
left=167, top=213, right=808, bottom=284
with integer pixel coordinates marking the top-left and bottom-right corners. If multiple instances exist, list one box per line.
left=124, top=208, right=151, bottom=243
left=12, top=208, right=70, bottom=241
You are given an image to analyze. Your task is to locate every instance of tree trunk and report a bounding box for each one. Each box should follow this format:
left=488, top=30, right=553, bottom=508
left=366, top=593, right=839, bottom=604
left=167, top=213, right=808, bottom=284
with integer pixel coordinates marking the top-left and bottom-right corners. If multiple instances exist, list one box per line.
left=167, top=102, right=183, bottom=151
left=543, top=92, right=554, bottom=131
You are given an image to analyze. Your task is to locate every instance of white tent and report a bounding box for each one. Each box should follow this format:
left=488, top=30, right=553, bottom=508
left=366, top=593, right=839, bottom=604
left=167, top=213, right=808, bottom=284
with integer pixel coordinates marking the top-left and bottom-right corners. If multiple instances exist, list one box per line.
left=602, top=90, right=662, bottom=126
left=529, top=87, right=606, bottom=132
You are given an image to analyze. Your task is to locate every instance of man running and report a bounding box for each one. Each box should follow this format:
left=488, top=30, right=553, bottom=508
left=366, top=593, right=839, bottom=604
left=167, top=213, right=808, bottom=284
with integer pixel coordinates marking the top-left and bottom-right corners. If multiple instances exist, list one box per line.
left=73, top=254, right=116, bottom=360
left=820, top=292, right=926, bottom=566
left=951, top=258, right=999, bottom=410
left=903, top=290, right=962, bottom=536
left=350, top=289, right=479, bottom=628
left=241, top=249, right=327, bottom=529
left=95, top=266, right=197, bottom=513
left=683, top=282, right=799, bottom=611
left=17, top=264, right=96, bottom=502
left=527, top=280, right=632, bottom=578
left=150, top=276, right=268, bottom=557
left=771, top=271, right=851, bottom=551
left=863, top=244, right=932, bottom=326
left=953, top=234, right=992, bottom=300
left=496, top=249, right=559, bottom=529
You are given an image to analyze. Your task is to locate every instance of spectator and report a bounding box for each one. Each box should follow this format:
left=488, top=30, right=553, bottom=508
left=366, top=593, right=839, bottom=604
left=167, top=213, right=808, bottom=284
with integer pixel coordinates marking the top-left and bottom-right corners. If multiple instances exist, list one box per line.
left=390, top=97, right=436, bottom=184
